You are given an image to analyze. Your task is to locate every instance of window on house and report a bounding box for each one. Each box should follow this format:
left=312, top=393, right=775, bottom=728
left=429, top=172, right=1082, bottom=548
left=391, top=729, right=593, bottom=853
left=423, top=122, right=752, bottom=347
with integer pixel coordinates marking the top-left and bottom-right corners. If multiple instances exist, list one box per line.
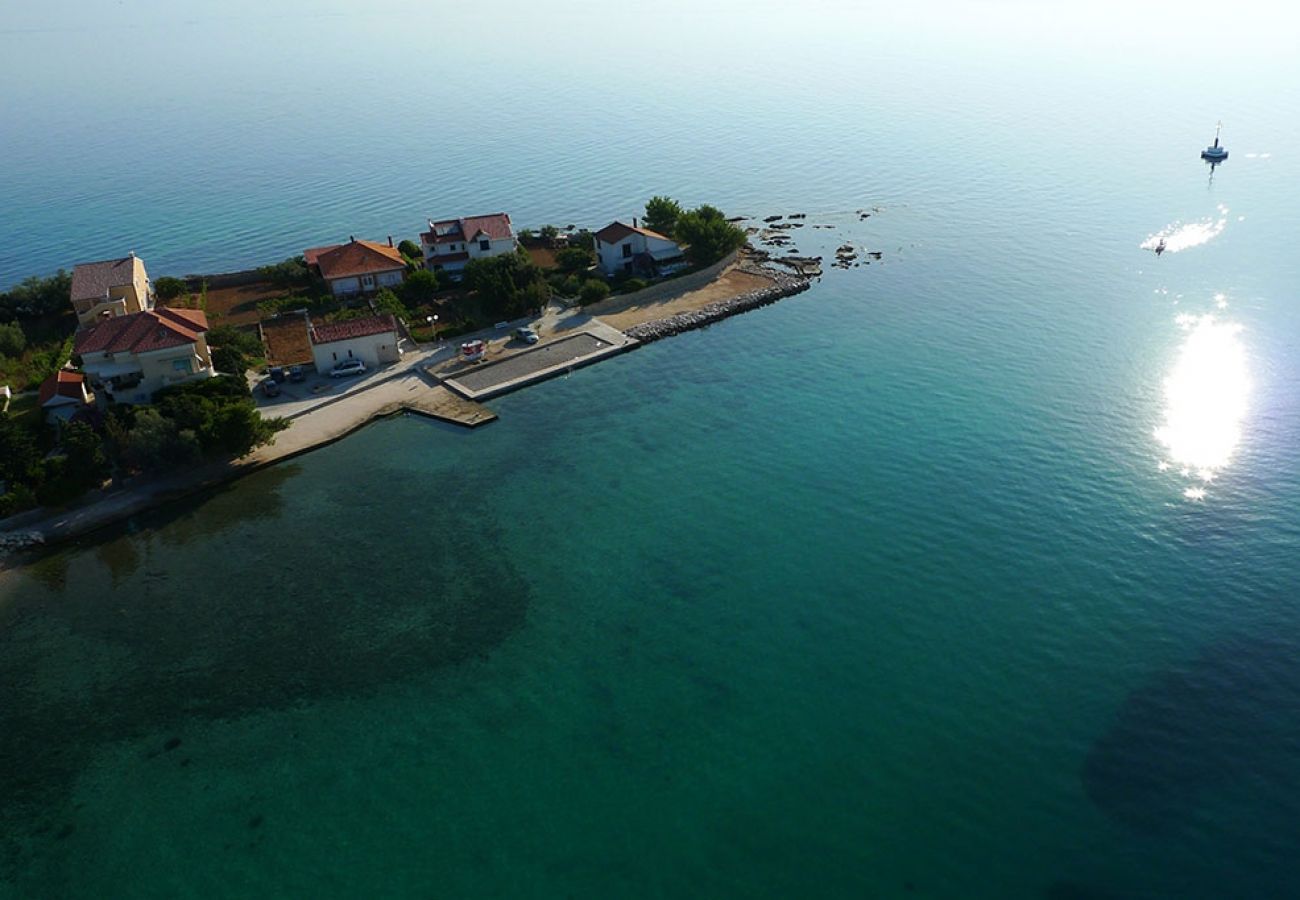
left=479, top=239, right=490, bottom=251
left=622, top=243, right=633, bottom=258
left=362, top=275, right=374, bottom=287
left=172, top=357, right=192, bottom=373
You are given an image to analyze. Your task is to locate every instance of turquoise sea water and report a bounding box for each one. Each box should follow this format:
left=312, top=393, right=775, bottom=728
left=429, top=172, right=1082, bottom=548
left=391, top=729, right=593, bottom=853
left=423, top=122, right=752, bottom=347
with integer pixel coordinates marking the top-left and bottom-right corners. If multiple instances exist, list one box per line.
left=4, top=2, right=1300, bottom=896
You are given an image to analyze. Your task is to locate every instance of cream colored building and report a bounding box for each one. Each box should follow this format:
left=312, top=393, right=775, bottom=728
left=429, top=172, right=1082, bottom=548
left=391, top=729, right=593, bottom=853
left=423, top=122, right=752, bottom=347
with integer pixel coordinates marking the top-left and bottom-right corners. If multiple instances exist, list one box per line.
left=70, top=253, right=154, bottom=327
left=74, top=307, right=214, bottom=404
left=309, top=314, right=401, bottom=375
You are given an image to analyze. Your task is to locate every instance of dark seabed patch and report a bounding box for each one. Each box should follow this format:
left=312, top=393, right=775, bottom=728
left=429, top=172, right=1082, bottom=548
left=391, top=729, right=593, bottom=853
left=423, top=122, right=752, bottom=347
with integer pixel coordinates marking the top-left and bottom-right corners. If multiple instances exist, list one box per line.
left=0, top=462, right=530, bottom=878
left=1083, top=633, right=1300, bottom=837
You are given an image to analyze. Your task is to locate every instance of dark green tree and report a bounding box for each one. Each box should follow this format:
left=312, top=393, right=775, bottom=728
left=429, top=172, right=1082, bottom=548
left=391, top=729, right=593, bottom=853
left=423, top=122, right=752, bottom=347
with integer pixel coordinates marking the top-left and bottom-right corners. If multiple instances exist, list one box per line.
left=674, top=206, right=747, bottom=266
left=401, top=269, right=441, bottom=307
left=0, top=415, right=40, bottom=484
left=0, top=321, right=26, bottom=357
left=397, top=239, right=422, bottom=260
left=0, top=270, right=72, bottom=321
left=153, top=277, right=191, bottom=301
left=643, top=196, right=684, bottom=235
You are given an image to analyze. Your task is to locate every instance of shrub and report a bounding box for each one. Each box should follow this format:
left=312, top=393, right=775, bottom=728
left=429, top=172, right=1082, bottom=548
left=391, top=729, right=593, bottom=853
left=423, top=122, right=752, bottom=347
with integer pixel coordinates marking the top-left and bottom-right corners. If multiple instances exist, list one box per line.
left=620, top=278, right=649, bottom=294
left=372, top=289, right=409, bottom=320
left=258, top=257, right=312, bottom=289
left=0, top=321, right=26, bottom=357
left=538, top=225, right=559, bottom=246
left=579, top=280, right=611, bottom=305
left=397, top=239, right=422, bottom=260
left=555, top=247, right=594, bottom=273
left=153, top=276, right=191, bottom=301
left=208, top=325, right=263, bottom=357
left=212, top=346, right=249, bottom=376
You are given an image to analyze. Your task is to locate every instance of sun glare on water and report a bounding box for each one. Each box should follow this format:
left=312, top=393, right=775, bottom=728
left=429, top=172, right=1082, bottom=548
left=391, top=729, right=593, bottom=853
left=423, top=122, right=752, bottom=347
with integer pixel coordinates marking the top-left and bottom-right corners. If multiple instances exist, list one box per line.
left=1154, top=314, right=1250, bottom=496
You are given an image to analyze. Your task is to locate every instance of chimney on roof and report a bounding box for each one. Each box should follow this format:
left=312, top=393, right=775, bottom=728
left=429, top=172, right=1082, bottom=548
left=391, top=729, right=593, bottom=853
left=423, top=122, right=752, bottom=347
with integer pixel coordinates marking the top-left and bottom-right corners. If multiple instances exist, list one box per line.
left=632, top=218, right=638, bottom=228
left=128, top=250, right=135, bottom=257
left=349, top=235, right=355, bottom=243
left=388, top=235, right=393, bottom=247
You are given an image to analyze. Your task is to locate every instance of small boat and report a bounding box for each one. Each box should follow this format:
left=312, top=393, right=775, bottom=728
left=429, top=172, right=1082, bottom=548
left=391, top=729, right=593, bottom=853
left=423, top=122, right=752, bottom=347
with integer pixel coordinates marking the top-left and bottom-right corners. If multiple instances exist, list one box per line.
left=460, top=339, right=487, bottom=363
left=1201, top=122, right=1228, bottom=163
left=1154, top=238, right=1166, bottom=256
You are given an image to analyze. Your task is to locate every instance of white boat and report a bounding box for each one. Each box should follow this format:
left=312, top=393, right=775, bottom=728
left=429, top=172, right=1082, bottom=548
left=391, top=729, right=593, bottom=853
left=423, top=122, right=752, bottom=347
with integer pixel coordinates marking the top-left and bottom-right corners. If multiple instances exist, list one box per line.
left=1201, top=122, right=1228, bottom=163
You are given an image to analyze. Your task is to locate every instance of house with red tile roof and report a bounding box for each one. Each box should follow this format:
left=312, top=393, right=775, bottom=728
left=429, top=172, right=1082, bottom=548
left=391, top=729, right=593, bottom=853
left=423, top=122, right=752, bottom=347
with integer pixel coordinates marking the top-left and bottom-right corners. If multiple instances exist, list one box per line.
left=309, top=313, right=401, bottom=375
left=594, top=219, right=685, bottom=277
left=419, top=212, right=516, bottom=278
left=74, top=307, right=214, bottom=404
left=70, top=253, right=153, bottom=327
left=304, top=237, right=407, bottom=296
left=38, top=370, right=95, bottom=423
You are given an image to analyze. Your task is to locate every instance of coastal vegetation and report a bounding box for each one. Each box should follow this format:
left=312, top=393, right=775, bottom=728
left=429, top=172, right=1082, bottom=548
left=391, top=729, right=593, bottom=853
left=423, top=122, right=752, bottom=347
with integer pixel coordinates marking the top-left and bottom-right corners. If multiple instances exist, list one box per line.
left=257, top=256, right=314, bottom=290
left=208, top=324, right=264, bottom=376
left=464, top=249, right=550, bottom=319
left=0, top=373, right=285, bottom=516
left=643, top=196, right=684, bottom=235
left=0, top=272, right=76, bottom=392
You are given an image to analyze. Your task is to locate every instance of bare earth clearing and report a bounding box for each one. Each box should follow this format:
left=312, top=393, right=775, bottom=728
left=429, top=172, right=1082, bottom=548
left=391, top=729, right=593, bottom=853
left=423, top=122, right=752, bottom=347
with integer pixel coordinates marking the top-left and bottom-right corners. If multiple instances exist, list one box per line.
left=587, top=266, right=775, bottom=331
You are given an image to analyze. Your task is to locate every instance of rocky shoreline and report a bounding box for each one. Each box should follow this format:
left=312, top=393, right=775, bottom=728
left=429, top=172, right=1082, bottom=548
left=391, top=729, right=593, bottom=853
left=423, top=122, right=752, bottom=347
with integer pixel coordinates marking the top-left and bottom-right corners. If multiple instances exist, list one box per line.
left=622, top=253, right=813, bottom=344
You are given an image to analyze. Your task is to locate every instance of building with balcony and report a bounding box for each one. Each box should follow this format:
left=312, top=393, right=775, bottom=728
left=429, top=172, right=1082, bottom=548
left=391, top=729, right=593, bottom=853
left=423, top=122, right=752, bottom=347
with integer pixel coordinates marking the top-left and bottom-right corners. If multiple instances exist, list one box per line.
left=74, top=307, right=214, bottom=404
left=419, top=212, right=516, bottom=278
left=70, top=253, right=153, bottom=327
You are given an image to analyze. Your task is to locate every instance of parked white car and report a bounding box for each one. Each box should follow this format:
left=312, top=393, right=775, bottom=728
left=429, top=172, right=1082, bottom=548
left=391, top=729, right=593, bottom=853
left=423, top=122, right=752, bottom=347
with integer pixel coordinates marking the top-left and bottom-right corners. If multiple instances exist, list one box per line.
left=515, top=326, right=540, bottom=344
left=330, top=358, right=368, bottom=378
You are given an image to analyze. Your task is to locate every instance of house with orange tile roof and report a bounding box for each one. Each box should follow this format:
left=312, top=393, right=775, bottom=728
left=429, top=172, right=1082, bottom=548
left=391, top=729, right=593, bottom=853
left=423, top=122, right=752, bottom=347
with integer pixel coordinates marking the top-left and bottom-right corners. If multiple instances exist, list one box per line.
left=70, top=253, right=153, bottom=327
left=38, top=370, right=95, bottom=423
left=594, top=219, right=685, bottom=277
left=304, top=237, right=408, bottom=296
left=308, top=313, right=401, bottom=375
left=419, top=212, right=517, bottom=278
left=74, top=307, right=214, bottom=404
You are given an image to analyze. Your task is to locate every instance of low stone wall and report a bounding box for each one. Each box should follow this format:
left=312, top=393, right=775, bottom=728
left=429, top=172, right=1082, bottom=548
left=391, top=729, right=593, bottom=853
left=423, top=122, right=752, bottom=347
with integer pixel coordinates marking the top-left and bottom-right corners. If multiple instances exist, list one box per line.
left=622, top=259, right=810, bottom=343
left=180, top=268, right=267, bottom=290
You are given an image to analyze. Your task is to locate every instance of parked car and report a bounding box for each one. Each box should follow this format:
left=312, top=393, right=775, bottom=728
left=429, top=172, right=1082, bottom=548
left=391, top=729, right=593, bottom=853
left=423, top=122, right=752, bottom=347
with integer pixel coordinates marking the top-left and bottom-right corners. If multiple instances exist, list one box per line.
left=261, top=378, right=281, bottom=397
left=515, top=326, right=540, bottom=345
left=268, top=366, right=287, bottom=383
left=330, top=358, right=367, bottom=378
left=288, top=365, right=305, bottom=383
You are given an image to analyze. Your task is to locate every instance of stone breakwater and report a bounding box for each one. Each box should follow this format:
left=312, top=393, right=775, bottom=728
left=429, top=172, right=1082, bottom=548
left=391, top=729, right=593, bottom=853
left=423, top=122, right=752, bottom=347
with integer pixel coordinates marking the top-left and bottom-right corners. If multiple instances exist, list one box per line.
left=622, top=262, right=812, bottom=344
left=0, top=530, right=44, bottom=562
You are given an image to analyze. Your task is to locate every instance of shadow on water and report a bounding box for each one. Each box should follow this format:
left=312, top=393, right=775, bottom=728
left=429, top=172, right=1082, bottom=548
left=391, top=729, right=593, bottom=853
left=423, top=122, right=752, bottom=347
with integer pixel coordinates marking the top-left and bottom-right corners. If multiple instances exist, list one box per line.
left=0, top=460, right=530, bottom=878
left=1083, top=632, right=1300, bottom=836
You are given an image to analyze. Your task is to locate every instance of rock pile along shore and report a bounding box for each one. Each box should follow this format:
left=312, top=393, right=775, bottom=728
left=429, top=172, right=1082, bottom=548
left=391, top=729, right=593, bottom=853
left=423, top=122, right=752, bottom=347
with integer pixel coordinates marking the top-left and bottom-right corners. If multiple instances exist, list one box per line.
left=622, top=256, right=812, bottom=344
left=0, top=530, right=45, bottom=560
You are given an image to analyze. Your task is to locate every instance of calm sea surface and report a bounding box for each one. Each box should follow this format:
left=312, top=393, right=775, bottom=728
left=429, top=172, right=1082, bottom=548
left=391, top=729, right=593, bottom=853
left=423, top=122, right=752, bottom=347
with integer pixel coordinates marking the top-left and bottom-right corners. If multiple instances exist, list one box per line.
left=3, top=2, right=1300, bottom=897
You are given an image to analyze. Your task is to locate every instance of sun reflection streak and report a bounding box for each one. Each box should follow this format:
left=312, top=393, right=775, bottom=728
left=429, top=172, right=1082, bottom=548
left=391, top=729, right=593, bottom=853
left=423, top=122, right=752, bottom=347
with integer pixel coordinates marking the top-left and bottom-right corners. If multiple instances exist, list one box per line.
left=1154, top=315, right=1249, bottom=493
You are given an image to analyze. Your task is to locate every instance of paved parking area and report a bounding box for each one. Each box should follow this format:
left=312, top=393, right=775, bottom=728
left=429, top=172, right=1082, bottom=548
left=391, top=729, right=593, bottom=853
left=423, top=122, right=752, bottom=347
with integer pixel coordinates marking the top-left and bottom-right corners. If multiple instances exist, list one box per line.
left=444, top=331, right=634, bottom=400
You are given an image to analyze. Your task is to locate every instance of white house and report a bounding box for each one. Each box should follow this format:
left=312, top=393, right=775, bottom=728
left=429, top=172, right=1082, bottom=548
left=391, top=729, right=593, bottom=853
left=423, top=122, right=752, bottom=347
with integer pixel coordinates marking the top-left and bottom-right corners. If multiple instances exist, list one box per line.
left=593, top=220, right=686, bottom=277
left=309, top=314, right=402, bottom=375
left=420, top=212, right=516, bottom=278
left=304, top=238, right=407, bottom=296
left=38, top=370, right=94, bottom=423
left=74, top=307, right=214, bottom=404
